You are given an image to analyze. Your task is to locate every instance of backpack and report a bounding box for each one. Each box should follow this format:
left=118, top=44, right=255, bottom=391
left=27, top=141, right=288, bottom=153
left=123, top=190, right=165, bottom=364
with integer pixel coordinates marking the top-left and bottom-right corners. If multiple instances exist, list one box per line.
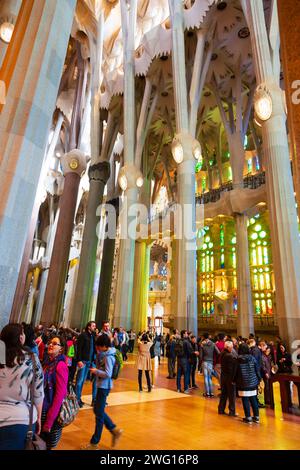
left=174, top=338, right=184, bottom=357
left=150, top=343, right=155, bottom=359
left=112, top=349, right=123, bottom=380
left=67, top=344, right=75, bottom=358
left=166, top=341, right=171, bottom=358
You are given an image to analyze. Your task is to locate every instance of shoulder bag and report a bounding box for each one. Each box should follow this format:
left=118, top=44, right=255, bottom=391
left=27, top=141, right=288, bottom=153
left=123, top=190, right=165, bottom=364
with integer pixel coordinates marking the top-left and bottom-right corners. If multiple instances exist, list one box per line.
left=25, top=354, right=47, bottom=450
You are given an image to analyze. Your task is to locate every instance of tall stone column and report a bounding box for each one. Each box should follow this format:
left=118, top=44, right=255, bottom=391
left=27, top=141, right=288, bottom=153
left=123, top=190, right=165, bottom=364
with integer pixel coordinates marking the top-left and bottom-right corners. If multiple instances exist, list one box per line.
left=235, top=214, right=254, bottom=336
left=32, top=195, right=60, bottom=326
left=95, top=197, right=119, bottom=327
left=131, top=241, right=151, bottom=333
left=113, top=0, right=139, bottom=329
left=11, top=112, right=64, bottom=323
left=0, top=0, right=76, bottom=329
left=242, top=0, right=300, bottom=347
left=41, top=150, right=87, bottom=325
left=61, top=258, right=79, bottom=327
left=170, top=238, right=178, bottom=328
left=169, top=0, right=197, bottom=334
left=277, top=0, right=300, bottom=219
left=113, top=186, right=138, bottom=329
left=71, top=161, right=110, bottom=329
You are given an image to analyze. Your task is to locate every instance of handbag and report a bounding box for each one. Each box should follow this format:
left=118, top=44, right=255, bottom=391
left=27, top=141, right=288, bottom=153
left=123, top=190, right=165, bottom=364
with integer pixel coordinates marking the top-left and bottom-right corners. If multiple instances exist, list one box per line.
left=25, top=354, right=47, bottom=450
left=57, top=383, right=79, bottom=427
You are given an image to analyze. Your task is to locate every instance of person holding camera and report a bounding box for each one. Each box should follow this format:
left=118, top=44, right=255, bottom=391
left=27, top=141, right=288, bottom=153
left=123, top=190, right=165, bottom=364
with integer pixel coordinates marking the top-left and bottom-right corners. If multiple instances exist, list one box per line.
left=137, top=333, right=153, bottom=392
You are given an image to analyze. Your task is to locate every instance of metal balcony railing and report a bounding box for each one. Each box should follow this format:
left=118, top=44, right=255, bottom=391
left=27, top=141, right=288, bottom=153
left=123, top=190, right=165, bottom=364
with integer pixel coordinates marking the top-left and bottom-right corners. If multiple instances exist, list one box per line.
left=195, top=172, right=266, bottom=205
left=147, top=172, right=266, bottom=224
left=198, top=313, right=276, bottom=328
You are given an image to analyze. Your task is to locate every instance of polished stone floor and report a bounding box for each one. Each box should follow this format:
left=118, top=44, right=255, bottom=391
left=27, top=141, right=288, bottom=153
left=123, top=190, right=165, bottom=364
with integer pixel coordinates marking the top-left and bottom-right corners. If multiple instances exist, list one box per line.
left=57, top=353, right=300, bottom=450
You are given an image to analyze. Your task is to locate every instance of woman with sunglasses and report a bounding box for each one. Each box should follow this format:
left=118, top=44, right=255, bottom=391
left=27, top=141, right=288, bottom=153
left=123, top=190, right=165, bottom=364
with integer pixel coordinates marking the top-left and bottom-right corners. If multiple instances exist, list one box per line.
left=0, top=323, right=44, bottom=450
left=41, top=336, right=68, bottom=449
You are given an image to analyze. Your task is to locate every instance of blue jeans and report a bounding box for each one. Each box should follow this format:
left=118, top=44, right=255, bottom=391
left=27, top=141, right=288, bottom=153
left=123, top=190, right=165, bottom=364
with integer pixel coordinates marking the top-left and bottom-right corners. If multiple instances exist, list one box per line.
left=91, top=388, right=116, bottom=444
left=177, top=360, right=190, bottom=391
left=0, top=423, right=36, bottom=450
left=203, top=361, right=213, bottom=394
left=75, top=361, right=97, bottom=402
left=242, top=395, right=259, bottom=418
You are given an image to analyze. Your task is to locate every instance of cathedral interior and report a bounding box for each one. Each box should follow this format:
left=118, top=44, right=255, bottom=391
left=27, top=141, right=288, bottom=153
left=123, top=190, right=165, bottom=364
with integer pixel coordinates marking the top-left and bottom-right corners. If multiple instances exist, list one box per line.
left=1, top=0, right=300, bottom=358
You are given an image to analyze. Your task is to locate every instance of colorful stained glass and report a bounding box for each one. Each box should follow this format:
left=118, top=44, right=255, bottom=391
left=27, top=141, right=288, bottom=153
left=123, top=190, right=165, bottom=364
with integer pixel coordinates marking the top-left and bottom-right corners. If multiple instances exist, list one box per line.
left=259, top=274, right=265, bottom=290
left=267, top=299, right=273, bottom=313
left=263, top=247, right=269, bottom=264
left=258, top=246, right=263, bottom=265
left=265, top=273, right=271, bottom=290
left=220, top=253, right=225, bottom=268
left=232, top=253, right=236, bottom=268
left=220, top=228, right=225, bottom=246
left=251, top=248, right=257, bottom=265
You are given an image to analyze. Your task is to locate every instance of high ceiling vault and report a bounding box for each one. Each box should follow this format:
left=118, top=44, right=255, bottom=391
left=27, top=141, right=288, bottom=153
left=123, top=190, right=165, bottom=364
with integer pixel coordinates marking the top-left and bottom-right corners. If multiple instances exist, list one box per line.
left=67, top=0, right=280, bottom=191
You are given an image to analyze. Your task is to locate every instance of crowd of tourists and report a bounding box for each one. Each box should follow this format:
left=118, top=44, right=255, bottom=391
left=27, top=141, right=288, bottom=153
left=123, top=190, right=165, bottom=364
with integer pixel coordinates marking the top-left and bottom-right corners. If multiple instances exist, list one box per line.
left=0, top=319, right=297, bottom=450
left=0, top=321, right=123, bottom=450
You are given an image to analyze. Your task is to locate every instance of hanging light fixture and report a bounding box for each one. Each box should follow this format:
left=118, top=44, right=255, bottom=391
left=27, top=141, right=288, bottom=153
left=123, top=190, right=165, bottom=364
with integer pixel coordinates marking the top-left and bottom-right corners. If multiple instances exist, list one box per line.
left=171, top=137, right=184, bottom=164
left=254, top=85, right=273, bottom=121
left=0, top=21, right=14, bottom=44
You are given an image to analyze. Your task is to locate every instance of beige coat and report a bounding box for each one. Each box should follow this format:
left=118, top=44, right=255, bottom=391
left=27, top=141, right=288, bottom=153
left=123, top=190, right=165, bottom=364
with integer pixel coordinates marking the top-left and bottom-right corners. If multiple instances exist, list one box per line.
left=136, top=341, right=153, bottom=370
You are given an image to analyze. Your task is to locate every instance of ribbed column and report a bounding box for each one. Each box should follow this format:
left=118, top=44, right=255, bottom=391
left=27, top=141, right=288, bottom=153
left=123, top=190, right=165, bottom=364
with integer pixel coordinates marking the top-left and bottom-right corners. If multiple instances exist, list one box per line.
left=0, top=0, right=76, bottom=329
left=95, top=197, right=119, bottom=327
left=235, top=214, right=254, bottom=336
left=41, top=150, right=87, bottom=325
left=113, top=1, right=139, bottom=329
left=113, top=187, right=138, bottom=329
left=176, top=158, right=197, bottom=333
left=169, top=0, right=197, bottom=334
left=131, top=241, right=150, bottom=332
left=243, top=0, right=300, bottom=346
left=71, top=161, right=110, bottom=329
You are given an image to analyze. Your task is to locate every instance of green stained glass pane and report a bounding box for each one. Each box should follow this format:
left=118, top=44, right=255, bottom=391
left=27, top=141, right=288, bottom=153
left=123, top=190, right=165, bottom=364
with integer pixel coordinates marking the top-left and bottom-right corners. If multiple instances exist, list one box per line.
left=232, top=253, right=236, bottom=269
left=251, top=233, right=258, bottom=240
left=254, top=224, right=262, bottom=232
left=195, top=161, right=202, bottom=173
left=231, top=236, right=236, bottom=244
left=263, top=247, right=269, bottom=265
left=259, top=231, right=266, bottom=239
left=220, top=229, right=225, bottom=246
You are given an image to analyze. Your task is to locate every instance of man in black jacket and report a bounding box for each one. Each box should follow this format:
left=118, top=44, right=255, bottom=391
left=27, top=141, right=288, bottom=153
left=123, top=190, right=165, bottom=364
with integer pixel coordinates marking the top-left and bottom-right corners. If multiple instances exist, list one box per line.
left=75, top=321, right=97, bottom=407
left=176, top=330, right=193, bottom=394
left=218, top=340, right=238, bottom=416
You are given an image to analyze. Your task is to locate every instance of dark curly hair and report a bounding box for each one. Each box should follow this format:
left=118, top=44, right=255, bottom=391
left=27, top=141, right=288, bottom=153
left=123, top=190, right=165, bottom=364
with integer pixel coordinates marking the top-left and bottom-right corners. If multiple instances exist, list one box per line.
left=0, top=323, right=29, bottom=368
